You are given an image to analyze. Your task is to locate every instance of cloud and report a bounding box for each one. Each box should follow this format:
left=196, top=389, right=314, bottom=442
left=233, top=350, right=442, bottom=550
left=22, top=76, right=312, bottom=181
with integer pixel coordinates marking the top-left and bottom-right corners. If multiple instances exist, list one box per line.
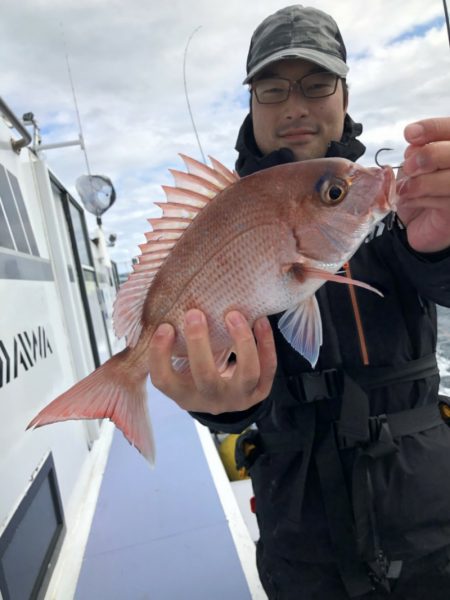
left=1, top=0, right=449, bottom=272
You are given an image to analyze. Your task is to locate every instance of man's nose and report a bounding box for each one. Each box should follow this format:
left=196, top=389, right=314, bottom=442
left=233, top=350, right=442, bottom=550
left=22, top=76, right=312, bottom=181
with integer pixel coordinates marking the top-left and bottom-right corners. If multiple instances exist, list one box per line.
left=283, top=87, right=310, bottom=118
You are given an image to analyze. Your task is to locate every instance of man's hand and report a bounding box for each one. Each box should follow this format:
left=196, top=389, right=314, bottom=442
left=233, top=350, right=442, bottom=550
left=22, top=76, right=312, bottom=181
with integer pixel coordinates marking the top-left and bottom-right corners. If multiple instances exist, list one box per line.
left=148, top=309, right=277, bottom=415
left=397, top=117, right=450, bottom=253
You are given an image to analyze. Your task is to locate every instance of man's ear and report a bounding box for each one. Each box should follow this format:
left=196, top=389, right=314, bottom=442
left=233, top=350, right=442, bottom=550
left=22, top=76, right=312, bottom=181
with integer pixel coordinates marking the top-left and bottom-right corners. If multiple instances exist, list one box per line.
left=342, top=79, right=349, bottom=112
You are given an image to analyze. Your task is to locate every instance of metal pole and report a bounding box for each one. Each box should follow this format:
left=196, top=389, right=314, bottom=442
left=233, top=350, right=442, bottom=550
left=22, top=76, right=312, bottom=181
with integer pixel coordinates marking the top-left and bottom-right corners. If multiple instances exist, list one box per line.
left=38, top=138, right=82, bottom=151
left=444, top=0, right=450, bottom=47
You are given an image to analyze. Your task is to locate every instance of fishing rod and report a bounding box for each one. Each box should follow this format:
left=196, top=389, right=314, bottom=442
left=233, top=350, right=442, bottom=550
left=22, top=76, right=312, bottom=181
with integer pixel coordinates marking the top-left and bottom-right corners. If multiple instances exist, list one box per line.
left=443, top=0, right=450, bottom=47
left=183, top=26, right=207, bottom=164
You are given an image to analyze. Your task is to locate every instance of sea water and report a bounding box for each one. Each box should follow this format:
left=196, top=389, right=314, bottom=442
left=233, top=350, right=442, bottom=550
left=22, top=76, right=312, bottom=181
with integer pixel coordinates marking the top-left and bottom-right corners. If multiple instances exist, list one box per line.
left=437, top=305, right=450, bottom=396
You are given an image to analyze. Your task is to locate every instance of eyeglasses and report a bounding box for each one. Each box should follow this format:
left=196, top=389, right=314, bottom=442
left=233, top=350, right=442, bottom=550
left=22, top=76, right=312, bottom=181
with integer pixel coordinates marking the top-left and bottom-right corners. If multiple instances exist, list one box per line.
left=252, top=72, right=340, bottom=104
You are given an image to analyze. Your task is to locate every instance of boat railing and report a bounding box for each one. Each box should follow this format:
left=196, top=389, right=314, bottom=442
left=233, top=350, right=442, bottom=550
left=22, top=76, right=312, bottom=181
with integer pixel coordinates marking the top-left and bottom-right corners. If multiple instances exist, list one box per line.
left=0, top=95, right=32, bottom=153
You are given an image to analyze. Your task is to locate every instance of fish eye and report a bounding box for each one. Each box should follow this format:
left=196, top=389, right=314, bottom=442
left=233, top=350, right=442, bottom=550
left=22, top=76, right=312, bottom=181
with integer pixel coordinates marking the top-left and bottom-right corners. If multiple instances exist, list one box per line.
left=320, top=178, right=348, bottom=205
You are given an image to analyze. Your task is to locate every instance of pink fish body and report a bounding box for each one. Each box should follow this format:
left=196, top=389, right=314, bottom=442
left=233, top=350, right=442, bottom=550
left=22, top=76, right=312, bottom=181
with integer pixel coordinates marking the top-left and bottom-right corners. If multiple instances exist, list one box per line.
left=28, top=155, right=396, bottom=463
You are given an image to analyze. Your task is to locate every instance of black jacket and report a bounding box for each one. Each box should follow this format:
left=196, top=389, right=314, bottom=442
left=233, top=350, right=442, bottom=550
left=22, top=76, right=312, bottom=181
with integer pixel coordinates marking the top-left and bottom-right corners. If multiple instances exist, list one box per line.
left=192, top=112, right=450, bottom=593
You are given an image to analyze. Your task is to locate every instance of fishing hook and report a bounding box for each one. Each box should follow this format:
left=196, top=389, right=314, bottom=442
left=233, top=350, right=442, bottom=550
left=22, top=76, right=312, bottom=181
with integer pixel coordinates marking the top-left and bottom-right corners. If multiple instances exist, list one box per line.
left=374, top=147, right=403, bottom=170
left=374, top=148, right=407, bottom=231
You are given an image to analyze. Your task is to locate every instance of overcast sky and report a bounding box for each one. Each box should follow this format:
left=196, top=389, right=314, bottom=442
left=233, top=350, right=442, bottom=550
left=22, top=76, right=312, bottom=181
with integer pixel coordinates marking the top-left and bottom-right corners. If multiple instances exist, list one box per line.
left=1, top=0, right=449, bottom=272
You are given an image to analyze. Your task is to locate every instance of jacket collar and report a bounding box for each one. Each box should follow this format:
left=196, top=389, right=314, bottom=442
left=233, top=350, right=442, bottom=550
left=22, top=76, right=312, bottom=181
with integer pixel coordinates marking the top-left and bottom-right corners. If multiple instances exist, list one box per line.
left=234, top=113, right=366, bottom=177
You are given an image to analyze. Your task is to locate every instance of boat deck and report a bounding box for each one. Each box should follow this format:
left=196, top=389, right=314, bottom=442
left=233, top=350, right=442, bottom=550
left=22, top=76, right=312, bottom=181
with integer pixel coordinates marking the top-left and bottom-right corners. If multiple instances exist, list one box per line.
left=73, top=384, right=260, bottom=599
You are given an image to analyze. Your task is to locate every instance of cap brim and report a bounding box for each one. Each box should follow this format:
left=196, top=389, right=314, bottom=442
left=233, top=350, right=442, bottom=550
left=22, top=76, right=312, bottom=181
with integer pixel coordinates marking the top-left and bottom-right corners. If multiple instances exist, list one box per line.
left=243, top=48, right=349, bottom=84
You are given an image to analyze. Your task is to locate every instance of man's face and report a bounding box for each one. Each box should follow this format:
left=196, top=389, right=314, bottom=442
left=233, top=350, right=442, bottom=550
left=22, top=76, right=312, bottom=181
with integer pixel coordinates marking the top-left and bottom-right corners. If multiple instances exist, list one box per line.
left=251, top=59, right=348, bottom=162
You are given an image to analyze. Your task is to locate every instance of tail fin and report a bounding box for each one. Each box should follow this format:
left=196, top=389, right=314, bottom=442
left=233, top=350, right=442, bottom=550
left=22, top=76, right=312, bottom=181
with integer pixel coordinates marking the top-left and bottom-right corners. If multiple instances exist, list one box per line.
left=27, top=349, right=155, bottom=464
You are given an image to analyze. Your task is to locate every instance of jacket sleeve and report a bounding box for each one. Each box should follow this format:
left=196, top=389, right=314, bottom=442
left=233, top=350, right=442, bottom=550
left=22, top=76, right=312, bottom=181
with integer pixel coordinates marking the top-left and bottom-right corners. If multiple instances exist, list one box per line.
left=190, top=399, right=270, bottom=433
left=390, top=226, right=450, bottom=306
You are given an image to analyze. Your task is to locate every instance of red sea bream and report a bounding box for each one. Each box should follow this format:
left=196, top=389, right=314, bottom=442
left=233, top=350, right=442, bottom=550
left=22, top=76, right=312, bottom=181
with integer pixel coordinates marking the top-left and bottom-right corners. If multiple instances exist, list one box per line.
left=28, top=155, right=396, bottom=463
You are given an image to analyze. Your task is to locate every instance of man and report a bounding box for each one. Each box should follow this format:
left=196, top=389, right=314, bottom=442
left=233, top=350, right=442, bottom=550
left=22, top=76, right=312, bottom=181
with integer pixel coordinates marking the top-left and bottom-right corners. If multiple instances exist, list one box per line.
left=149, top=6, right=450, bottom=599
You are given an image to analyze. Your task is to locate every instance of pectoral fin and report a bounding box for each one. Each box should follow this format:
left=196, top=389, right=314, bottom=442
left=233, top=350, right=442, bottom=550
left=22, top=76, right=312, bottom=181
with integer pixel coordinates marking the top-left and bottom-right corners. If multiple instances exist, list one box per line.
left=291, top=263, right=384, bottom=297
left=278, top=295, right=323, bottom=368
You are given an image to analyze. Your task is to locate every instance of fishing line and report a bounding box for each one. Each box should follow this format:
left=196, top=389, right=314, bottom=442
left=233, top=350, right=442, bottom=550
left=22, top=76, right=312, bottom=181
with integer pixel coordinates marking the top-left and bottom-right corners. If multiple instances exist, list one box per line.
left=183, top=26, right=207, bottom=164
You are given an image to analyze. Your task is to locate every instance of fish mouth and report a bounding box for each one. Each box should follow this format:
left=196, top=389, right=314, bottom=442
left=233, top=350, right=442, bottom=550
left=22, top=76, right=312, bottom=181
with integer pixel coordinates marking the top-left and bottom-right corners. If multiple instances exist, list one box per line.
left=361, top=164, right=397, bottom=214
left=381, top=165, right=397, bottom=211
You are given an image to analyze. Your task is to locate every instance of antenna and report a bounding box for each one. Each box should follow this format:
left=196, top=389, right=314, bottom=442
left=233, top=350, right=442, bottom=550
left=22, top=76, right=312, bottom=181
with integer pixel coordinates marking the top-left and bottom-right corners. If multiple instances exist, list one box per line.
left=60, top=23, right=92, bottom=179
left=183, top=26, right=207, bottom=164
left=60, top=24, right=116, bottom=225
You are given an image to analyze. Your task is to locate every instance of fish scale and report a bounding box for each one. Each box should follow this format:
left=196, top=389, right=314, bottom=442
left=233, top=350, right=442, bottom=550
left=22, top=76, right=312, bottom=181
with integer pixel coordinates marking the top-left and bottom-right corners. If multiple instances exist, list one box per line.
left=27, top=154, right=395, bottom=463
left=165, top=223, right=296, bottom=354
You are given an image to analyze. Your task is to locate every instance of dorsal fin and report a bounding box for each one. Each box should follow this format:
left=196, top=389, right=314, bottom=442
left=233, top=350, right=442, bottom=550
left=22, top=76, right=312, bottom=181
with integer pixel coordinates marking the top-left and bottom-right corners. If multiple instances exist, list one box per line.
left=144, top=229, right=184, bottom=242
left=113, top=155, right=240, bottom=346
left=168, top=170, right=219, bottom=197
left=179, top=153, right=236, bottom=188
left=153, top=201, right=201, bottom=220
left=208, top=155, right=239, bottom=184
left=161, top=186, right=208, bottom=208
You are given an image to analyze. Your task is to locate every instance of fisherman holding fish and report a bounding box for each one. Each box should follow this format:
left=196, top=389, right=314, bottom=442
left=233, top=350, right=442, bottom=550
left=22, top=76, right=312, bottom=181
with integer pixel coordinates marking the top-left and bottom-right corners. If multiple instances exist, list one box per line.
left=28, top=3, right=450, bottom=599
left=148, top=5, right=450, bottom=599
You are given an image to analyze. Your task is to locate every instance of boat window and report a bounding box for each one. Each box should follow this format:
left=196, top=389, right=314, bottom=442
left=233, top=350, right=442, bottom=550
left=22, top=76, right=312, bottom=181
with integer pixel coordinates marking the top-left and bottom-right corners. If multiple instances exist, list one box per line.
left=0, top=163, right=39, bottom=255
left=0, top=454, right=64, bottom=600
left=68, top=200, right=92, bottom=268
left=51, top=179, right=112, bottom=366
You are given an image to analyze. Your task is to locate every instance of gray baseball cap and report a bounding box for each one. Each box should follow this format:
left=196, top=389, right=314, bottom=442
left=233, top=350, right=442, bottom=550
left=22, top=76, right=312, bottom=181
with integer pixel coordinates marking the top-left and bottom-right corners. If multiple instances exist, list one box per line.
left=244, top=5, right=349, bottom=84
